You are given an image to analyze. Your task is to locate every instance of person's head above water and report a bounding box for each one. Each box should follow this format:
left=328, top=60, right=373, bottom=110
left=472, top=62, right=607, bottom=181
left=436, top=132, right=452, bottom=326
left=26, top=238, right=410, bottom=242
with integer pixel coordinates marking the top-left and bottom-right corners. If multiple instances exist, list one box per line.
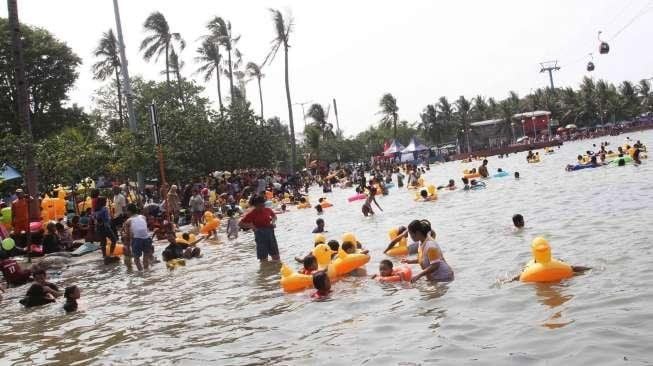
left=512, top=214, right=524, bottom=228
left=379, top=259, right=394, bottom=277
left=316, top=218, right=324, bottom=227
left=420, top=189, right=428, bottom=198
left=303, top=254, right=318, bottom=271
left=341, top=242, right=356, bottom=254
left=327, top=240, right=340, bottom=252
left=448, top=179, right=455, bottom=186
left=497, top=168, right=503, bottom=172
left=482, top=159, right=488, bottom=166
left=514, top=172, right=520, bottom=179
left=312, top=270, right=331, bottom=294
left=461, top=177, right=469, bottom=185
left=407, top=219, right=435, bottom=242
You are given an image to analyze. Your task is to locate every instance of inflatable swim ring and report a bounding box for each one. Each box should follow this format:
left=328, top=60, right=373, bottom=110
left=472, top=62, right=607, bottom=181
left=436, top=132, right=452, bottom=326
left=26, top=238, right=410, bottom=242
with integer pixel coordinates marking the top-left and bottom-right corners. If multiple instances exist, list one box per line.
left=280, top=263, right=313, bottom=292
left=166, top=258, right=186, bottom=270
left=377, top=266, right=412, bottom=283
left=312, top=243, right=335, bottom=269
left=386, top=228, right=408, bottom=256
left=528, top=157, right=541, bottom=163
left=200, top=212, right=220, bottom=234
left=519, top=237, right=573, bottom=283
left=327, top=249, right=370, bottom=278
left=348, top=193, right=367, bottom=202
left=463, top=173, right=481, bottom=179
left=320, top=201, right=333, bottom=208
left=493, top=171, right=509, bottom=178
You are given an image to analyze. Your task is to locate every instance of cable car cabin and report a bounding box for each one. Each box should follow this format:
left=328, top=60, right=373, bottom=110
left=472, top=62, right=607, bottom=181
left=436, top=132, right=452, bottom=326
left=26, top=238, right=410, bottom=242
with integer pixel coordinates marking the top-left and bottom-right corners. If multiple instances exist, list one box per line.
left=600, top=41, right=610, bottom=54
left=587, top=61, right=595, bottom=72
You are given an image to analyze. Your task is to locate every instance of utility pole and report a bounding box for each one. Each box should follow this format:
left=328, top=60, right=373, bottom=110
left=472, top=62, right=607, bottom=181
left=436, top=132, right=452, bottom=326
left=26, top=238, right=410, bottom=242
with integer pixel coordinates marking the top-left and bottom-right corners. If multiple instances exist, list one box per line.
left=113, top=0, right=143, bottom=195
left=294, top=101, right=312, bottom=127
left=8, top=0, right=39, bottom=262
left=540, top=60, right=560, bottom=138
left=332, top=98, right=341, bottom=135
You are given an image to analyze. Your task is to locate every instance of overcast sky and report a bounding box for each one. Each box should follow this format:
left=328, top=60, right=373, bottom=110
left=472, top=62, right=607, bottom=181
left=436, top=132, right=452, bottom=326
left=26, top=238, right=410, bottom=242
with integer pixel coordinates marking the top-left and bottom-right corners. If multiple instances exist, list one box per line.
left=2, top=0, right=652, bottom=137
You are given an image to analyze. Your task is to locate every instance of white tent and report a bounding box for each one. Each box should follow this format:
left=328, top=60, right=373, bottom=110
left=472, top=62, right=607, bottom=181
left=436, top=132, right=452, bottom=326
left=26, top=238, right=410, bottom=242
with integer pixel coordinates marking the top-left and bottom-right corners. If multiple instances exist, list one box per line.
left=400, top=136, right=429, bottom=153
left=383, top=139, right=406, bottom=156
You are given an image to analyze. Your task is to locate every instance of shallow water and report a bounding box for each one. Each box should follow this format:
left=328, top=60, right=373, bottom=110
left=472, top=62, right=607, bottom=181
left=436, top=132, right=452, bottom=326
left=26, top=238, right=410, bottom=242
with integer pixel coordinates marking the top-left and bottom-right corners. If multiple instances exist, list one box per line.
left=2, top=132, right=653, bottom=365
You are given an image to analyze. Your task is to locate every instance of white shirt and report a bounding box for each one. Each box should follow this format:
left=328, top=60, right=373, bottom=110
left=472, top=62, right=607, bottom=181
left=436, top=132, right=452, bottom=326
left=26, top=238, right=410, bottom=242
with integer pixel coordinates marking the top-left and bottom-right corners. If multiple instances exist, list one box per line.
left=113, top=194, right=126, bottom=217
left=129, top=215, right=149, bottom=239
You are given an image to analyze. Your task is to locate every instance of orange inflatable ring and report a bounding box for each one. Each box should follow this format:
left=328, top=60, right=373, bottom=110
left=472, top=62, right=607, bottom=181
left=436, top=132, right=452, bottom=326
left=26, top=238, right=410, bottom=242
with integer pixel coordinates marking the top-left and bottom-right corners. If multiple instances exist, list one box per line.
left=463, top=173, right=481, bottom=179
left=377, top=266, right=412, bottom=283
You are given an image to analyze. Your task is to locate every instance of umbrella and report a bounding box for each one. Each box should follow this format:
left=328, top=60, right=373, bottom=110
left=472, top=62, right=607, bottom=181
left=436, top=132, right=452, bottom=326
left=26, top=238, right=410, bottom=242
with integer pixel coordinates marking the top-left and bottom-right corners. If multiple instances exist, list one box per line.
left=565, top=124, right=577, bottom=129
left=0, top=164, right=22, bottom=182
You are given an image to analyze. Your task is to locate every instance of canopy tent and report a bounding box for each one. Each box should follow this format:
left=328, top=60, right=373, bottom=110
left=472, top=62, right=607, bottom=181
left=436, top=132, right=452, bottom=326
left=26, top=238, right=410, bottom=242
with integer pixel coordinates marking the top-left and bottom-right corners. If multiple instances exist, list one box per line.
left=400, top=136, right=429, bottom=154
left=0, top=164, right=21, bottom=182
left=383, top=139, right=406, bottom=156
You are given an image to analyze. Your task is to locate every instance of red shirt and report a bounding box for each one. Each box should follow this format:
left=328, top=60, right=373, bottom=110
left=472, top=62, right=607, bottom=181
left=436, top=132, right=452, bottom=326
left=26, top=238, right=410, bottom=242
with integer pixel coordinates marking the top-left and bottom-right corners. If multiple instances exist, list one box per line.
left=1, top=259, right=31, bottom=285
left=241, top=208, right=275, bottom=229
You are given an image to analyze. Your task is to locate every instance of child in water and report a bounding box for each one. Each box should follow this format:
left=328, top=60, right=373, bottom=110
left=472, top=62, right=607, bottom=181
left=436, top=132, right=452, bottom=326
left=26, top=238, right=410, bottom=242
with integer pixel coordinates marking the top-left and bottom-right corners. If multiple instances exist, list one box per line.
left=300, top=254, right=318, bottom=275
left=370, top=259, right=409, bottom=281
left=226, top=209, right=239, bottom=240
left=514, top=172, right=520, bottom=179
left=362, top=187, right=383, bottom=217
left=315, top=204, right=324, bottom=215
left=312, top=218, right=326, bottom=233
left=437, top=179, right=456, bottom=191
left=63, top=285, right=80, bottom=313
left=311, top=270, right=331, bottom=299
left=513, top=214, right=525, bottom=229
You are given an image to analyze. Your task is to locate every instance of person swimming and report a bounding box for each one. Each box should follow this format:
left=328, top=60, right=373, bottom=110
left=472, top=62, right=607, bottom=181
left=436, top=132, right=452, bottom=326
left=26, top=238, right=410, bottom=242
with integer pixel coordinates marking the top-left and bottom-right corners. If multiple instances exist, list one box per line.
left=300, top=254, right=318, bottom=275
left=512, top=214, right=524, bottom=229
left=311, top=270, right=331, bottom=299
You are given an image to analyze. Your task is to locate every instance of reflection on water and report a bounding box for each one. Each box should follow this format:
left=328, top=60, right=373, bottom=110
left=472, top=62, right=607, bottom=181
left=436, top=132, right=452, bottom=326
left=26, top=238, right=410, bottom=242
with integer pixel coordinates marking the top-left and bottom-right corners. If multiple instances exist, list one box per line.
left=2, top=132, right=653, bottom=364
left=534, top=283, right=574, bottom=329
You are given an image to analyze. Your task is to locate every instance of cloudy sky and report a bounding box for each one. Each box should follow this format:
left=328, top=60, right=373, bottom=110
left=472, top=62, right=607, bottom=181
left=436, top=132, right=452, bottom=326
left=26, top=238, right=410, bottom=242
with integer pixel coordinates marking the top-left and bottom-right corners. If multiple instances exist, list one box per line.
left=2, top=0, right=652, bottom=137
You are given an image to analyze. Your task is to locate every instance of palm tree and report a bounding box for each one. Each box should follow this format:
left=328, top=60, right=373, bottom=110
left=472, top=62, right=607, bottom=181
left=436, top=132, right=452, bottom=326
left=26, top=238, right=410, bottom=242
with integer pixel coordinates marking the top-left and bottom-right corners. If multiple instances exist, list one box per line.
left=92, top=29, right=123, bottom=127
left=303, top=125, right=321, bottom=161
left=207, top=17, right=239, bottom=102
left=419, top=104, right=440, bottom=144
left=194, top=39, right=223, bottom=110
left=307, top=103, right=334, bottom=139
left=619, top=81, right=638, bottom=119
left=455, top=96, right=472, bottom=153
left=472, top=95, right=488, bottom=121
left=487, top=97, right=499, bottom=119
left=264, top=9, right=296, bottom=172
left=499, top=100, right=515, bottom=142
left=169, top=47, right=186, bottom=110
left=378, top=93, right=399, bottom=138
left=246, top=62, right=264, bottom=118
left=140, top=11, right=185, bottom=87
left=437, top=96, right=454, bottom=140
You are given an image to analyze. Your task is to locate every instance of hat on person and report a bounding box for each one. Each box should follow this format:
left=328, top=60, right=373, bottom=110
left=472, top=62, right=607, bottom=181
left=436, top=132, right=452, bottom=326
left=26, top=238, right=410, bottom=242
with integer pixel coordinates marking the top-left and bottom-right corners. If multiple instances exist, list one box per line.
left=15, top=188, right=24, bottom=193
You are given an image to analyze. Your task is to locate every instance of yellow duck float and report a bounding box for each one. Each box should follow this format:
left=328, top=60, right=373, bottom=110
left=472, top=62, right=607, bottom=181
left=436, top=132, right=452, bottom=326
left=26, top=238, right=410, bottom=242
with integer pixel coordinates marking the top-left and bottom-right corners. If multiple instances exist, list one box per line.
left=519, top=237, right=573, bottom=283
left=385, top=227, right=408, bottom=256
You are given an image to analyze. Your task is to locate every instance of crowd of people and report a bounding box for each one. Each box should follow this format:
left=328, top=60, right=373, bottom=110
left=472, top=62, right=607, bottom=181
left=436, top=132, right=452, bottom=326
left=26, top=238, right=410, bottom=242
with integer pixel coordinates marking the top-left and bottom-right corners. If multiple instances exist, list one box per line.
left=3, top=135, right=643, bottom=306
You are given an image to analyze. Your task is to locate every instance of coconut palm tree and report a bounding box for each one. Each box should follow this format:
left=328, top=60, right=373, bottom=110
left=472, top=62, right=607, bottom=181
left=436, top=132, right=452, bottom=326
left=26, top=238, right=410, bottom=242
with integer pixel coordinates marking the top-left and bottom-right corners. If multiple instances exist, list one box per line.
left=419, top=104, right=440, bottom=144
left=169, top=47, right=186, bottom=110
left=436, top=96, right=454, bottom=139
left=307, top=103, right=334, bottom=139
left=246, top=62, right=265, bottom=119
left=264, top=9, right=296, bottom=172
left=140, top=11, right=185, bottom=87
left=194, top=39, right=223, bottom=110
left=378, top=93, right=399, bottom=138
left=92, top=29, right=123, bottom=127
left=487, top=97, right=499, bottom=119
left=207, top=17, right=239, bottom=102
left=455, top=96, right=472, bottom=153
left=472, top=95, right=488, bottom=121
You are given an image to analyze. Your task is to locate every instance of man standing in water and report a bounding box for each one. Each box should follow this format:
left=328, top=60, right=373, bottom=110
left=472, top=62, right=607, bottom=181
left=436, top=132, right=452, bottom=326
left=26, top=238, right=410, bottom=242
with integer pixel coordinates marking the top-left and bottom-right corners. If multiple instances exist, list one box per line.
left=478, top=159, right=489, bottom=178
left=123, top=204, right=153, bottom=271
left=239, top=196, right=280, bottom=262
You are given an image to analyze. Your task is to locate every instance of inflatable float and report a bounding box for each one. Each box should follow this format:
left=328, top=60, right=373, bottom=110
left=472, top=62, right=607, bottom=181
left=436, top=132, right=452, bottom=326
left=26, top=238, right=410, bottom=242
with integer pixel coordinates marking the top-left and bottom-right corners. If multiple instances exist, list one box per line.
left=519, top=237, right=573, bottom=283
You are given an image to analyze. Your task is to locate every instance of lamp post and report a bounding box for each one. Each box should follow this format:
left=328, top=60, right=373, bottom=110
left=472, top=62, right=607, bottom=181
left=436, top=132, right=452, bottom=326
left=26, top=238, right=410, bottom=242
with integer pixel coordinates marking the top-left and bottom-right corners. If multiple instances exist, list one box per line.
left=521, top=119, right=526, bottom=138
left=510, top=122, right=516, bottom=144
